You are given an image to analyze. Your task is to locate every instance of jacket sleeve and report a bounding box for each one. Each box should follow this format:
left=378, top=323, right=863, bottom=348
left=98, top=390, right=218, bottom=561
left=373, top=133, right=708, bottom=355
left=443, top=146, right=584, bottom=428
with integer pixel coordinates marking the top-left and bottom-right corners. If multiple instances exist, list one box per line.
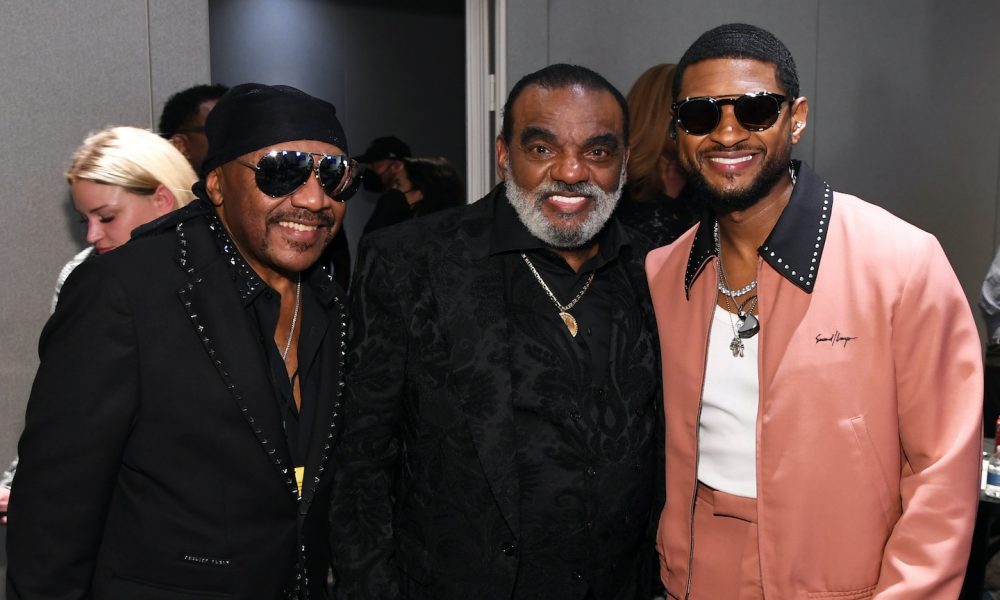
left=875, top=236, right=982, bottom=598
left=6, top=260, right=139, bottom=600
left=330, top=236, right=405, bottom=600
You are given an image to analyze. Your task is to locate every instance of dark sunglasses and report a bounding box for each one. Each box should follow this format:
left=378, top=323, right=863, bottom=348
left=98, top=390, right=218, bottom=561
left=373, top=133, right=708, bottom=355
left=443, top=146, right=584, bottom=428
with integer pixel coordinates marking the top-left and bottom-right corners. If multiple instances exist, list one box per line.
left=237, top=150, right=360, bottom=202
left=671, top=92, right=789, bottom=136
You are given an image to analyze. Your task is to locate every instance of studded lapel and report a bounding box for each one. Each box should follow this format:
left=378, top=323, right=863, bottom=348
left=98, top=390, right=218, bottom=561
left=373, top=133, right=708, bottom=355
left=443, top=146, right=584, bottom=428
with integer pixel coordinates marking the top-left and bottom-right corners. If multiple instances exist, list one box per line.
left=174, top=218, right=299, bottom=500
left=298, top=284, right=347, bottom=510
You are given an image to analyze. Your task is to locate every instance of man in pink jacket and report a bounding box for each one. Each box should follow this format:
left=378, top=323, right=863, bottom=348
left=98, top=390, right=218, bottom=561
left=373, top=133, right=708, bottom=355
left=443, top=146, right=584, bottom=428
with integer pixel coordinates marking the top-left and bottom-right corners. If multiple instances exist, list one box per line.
left=645, top=23, right=982, bottom=599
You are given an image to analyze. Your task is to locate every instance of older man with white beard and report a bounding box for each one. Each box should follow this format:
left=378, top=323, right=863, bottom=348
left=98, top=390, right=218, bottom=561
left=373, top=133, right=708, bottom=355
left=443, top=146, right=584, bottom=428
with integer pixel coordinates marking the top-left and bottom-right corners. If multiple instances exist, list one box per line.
left=331, top=63, right=663, bottom=600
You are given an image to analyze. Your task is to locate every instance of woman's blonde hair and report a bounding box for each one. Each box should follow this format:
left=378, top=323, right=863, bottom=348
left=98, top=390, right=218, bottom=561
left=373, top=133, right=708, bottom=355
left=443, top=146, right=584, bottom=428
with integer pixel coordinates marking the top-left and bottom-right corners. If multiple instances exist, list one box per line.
left=625, top=64, right=678, bottom=203
left=65, top=126, right=197, bottom=208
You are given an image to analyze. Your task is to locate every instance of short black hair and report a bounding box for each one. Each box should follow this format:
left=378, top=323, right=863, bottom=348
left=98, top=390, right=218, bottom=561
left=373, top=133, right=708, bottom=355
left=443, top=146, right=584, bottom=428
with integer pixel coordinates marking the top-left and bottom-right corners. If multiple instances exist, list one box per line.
left=501, top=63, right=629, bottom=147
left=673, top=24, right=799, bottom=101
left=158, top=84, right=229, bottom=138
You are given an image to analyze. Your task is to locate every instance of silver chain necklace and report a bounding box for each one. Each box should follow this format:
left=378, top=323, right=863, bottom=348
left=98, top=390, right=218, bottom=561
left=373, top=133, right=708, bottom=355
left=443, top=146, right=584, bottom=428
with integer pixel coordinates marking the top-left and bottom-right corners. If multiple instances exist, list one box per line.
left=714, top=222, right=760, bottom=356
left=521, top=253, right=595, bottom=338
left=280, top=274, right=302, bottom=362
left=715, top=221, right=758, bottom=298
left=713, top=161, right=793, bottom=355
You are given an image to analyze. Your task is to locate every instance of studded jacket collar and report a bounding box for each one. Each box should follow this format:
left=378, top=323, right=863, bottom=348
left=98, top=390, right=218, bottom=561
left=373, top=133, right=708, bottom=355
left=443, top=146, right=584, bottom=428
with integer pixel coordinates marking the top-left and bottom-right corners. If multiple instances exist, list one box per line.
left=137, top=195, right=341, bottom=308
left=683, top=160, right=834, bottom=297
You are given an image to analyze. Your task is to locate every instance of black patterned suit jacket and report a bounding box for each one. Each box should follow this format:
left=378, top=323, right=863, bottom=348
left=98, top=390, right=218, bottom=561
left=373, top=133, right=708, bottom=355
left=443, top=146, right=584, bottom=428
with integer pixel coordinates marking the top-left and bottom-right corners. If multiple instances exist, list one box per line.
left=7, top=200, right=346, bottom=600
left=330, top=185, right=662, bottom=600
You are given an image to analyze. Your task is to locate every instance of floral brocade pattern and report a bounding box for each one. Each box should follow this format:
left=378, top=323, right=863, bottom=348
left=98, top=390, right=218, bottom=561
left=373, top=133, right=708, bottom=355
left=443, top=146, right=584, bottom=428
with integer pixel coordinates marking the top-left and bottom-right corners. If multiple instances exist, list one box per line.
left=331, top=187, right=662, bottom=600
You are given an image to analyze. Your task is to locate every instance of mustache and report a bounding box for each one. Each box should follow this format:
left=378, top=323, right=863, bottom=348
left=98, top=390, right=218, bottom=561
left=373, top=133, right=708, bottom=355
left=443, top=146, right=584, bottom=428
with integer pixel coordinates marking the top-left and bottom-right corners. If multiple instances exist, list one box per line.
left=700, top=142, right=762, bottom=154
left=534, top=180, right=605, bottom=199
left=267, top=208, right=336, bottom=228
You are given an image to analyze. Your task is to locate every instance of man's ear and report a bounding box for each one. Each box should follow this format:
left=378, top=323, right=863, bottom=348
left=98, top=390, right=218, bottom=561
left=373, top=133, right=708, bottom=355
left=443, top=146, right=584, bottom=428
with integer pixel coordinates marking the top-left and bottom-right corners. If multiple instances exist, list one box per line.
left=495, top=134, right=509, bottom=181
left=169, top=134, right=191, bottom=160
left=152, top=184, right=179, bottom=212
left=205, top=168, right=224, bottom=207
left=790, top=97, right=809, bottom=144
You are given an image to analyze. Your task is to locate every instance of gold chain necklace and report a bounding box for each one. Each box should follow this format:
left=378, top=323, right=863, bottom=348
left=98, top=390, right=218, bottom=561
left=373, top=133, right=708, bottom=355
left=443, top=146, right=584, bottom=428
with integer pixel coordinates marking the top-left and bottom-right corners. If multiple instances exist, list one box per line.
left=521, top=253, right=595, bottom=337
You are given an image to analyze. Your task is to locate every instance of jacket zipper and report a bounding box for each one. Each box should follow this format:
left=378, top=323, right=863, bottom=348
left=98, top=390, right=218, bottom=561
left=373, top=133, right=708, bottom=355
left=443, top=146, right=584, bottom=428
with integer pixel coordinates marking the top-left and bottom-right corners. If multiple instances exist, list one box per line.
left=683, top=262, right=718, bottom=600
left=752, top=256, right=766, bottom=598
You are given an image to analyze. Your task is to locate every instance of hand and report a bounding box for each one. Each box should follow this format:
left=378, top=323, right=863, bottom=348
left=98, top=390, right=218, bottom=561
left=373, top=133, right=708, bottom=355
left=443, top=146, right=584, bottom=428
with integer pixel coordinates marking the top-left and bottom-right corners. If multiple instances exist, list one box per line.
left=0, top=486, right=9, bottom=525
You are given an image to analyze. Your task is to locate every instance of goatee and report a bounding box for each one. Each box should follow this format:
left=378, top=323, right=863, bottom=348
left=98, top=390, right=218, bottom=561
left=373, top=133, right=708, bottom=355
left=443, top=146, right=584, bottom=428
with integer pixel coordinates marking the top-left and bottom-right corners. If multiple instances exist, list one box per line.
left=686, top=143, right=792, bottom=214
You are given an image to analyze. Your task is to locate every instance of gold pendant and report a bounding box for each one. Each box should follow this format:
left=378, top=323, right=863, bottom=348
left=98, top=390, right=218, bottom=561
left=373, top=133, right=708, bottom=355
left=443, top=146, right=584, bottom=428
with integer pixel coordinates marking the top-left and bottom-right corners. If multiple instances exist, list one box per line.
left=559, top=311, right=579, bottom=337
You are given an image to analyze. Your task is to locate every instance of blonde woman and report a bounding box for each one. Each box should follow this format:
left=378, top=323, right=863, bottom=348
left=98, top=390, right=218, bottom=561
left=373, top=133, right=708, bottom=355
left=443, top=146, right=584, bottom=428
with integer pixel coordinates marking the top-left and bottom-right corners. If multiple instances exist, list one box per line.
left=55, top=126, right=198, bottom=305
left=1, top=126, right=197, bottom=524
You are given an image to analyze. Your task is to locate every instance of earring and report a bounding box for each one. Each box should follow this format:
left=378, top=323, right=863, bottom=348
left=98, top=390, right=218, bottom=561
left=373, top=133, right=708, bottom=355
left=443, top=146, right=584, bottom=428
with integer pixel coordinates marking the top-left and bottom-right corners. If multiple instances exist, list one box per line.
left=794, top=120, right=804, bottom=130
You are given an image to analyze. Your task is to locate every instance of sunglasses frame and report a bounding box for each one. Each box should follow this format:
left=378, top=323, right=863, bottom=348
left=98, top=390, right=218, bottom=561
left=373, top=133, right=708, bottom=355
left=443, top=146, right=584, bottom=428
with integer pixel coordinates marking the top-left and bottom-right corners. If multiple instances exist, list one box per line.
left=671, top=91, right=789, bottom=136
left=237, top=150, right=359, bottom=202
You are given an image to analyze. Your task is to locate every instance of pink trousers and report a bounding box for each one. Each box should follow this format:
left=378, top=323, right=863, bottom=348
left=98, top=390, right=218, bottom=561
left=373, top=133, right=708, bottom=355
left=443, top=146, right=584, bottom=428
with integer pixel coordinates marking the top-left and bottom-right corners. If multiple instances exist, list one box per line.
left=688, top=482, right=765, bottom=600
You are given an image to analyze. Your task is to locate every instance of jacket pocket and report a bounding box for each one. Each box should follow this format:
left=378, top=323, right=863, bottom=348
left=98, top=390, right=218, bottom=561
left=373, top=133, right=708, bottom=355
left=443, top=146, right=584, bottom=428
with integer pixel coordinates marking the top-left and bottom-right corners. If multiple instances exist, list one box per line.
left=848, top=416, right=896, bottom=528
left=108, top=573, right=234, bottom=599
left=807, top=583, right=876, bottom=598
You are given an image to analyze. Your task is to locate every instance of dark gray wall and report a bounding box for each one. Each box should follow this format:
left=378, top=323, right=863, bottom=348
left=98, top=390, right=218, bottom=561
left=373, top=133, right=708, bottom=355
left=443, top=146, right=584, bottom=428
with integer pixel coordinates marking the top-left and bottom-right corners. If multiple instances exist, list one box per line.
left=506, top=0, right=1000, bottom=336
left=0, top=1, right=211, bottom=591
left=209, top=0, right=467, bottom=267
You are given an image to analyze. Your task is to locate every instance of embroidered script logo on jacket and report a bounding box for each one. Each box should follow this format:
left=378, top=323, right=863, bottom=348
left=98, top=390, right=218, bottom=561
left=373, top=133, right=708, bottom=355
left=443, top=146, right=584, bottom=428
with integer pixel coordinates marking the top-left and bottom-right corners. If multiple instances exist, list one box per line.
left=815, top=331, right=857, bottom=348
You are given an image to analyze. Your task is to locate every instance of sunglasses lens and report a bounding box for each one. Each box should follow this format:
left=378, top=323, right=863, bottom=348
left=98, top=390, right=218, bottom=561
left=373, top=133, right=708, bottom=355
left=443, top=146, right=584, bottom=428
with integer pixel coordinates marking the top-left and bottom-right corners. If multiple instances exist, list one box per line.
left=677, top=99, right=720, bottom=135
left=255, top=151, right=312, bottom=197
left=317, top=156, right=352, bottom=200
left=735, top=95, right=781, bottom=130
left=334, top=167, right=362, bottom=201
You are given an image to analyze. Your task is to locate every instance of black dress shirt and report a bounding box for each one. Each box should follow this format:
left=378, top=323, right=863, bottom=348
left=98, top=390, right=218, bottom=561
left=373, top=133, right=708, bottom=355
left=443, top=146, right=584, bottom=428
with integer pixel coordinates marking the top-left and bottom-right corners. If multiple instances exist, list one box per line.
left=489, top=196, right=655, bottom=599
left=223, top=241, right=335, bottom=469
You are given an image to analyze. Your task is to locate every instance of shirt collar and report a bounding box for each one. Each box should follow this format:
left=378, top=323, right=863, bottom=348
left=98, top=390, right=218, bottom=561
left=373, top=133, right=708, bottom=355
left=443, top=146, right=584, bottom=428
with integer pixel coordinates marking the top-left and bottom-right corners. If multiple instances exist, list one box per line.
left=203, top=209, right=341, bottom=308
left=489, top=184, right=630, bottom=267
left=684, top=160, right=834, bottom=296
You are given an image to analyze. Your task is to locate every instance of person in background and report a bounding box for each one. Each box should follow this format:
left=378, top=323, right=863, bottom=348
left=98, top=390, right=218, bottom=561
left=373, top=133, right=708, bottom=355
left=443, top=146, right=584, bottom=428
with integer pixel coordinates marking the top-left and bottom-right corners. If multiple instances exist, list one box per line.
left=364, top=155, right=465, bottom=234
left=7, top=83, right=357, bottom=599
left=400, top=156, right=465, bottom=214
left=158, top=83, right=229, bottom=174
left=357, top=135, right=411, bottom=194
left=357, top=135, right=417, bottom=234
left=980, top=247, right=1000, bottom=435
left=616, top=64, right=695, bottom=247
left=0, top=125, right=197, bottom=526
left=647, top=23, right=981, bottom=598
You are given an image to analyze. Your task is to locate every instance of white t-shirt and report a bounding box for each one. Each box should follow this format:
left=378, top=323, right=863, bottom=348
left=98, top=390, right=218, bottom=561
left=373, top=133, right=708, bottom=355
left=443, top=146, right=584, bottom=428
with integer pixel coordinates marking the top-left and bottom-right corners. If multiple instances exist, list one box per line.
left=697, top=303, right=760, bottom=498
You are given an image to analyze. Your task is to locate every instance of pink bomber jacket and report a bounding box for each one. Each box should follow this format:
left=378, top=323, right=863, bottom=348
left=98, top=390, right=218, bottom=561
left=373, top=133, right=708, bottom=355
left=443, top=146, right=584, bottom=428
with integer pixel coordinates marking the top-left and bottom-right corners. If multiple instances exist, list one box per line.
left=645, top=162, right=982, bottom=600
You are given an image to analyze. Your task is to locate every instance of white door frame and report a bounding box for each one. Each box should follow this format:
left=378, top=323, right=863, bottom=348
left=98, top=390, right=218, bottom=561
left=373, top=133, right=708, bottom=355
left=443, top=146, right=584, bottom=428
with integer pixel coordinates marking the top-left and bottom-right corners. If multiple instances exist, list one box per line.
left=465, top=0, right=506, bottom=202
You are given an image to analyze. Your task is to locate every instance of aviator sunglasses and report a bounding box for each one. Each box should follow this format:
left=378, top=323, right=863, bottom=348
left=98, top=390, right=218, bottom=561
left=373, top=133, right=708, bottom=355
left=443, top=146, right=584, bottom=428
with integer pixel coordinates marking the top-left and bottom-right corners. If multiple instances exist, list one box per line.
left=672, top=92, right=789, bottom=136
left=238, top=150, right=361, bottom=202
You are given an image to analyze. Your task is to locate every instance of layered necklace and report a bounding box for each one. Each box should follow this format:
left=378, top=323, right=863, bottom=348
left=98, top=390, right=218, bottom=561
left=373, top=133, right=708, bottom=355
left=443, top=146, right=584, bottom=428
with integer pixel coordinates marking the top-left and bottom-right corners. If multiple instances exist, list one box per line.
left=521, top=253, right=594, bottom=337
left=714, top=220, right=759, bottom=357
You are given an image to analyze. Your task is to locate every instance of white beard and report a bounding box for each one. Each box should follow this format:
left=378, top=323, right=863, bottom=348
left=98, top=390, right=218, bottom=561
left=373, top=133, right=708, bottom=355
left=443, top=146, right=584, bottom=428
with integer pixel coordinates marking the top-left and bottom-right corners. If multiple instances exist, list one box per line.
left=504, top=160, right=625, bottom=249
